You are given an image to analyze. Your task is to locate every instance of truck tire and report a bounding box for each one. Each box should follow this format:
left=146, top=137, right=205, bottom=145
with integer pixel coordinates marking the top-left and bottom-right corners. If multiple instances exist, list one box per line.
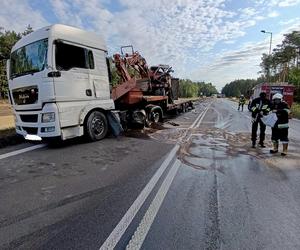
left=151, top=110, right=161, bottom=123
left=85, top=111, right=108, bottom=141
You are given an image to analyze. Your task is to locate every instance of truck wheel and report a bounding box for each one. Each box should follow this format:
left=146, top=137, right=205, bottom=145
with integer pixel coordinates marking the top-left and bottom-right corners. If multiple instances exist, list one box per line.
left=151, top=110, right=161, bottom=123
left=85, top=111, right=108, bottom=141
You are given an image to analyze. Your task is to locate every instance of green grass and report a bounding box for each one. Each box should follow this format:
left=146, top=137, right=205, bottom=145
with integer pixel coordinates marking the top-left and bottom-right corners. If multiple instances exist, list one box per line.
left=291, top=102, right=300, bottom=119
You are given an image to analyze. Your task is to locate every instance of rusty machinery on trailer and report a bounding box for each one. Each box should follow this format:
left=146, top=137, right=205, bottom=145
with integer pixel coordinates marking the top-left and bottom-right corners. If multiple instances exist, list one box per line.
left=111, top=46, right=176, bottom=107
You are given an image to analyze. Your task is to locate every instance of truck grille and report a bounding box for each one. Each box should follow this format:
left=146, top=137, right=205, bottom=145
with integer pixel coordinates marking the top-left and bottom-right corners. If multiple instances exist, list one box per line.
left=12, top=86, right=38, bottom=105
left=22, top=127, right=38, bottom=135
left=20, top=114, right=38, bottom=123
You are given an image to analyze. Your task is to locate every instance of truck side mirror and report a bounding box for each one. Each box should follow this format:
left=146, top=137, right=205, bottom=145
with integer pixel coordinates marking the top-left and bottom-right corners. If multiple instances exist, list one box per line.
left=6, top=59, right=10, bottom=80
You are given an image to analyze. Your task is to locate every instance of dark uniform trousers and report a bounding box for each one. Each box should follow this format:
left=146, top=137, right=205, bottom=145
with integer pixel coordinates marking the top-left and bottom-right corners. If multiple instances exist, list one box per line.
left=271, top=128, right=289, bottom=143
left=251, top=118, right=266, bottom=144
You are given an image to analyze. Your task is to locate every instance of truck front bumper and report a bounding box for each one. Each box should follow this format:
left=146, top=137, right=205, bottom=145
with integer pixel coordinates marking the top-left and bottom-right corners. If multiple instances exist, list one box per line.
left=14, top=103, right=61, bottom=140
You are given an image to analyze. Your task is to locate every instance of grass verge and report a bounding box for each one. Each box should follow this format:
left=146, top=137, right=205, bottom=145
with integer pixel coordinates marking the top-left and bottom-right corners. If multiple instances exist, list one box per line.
left=0, top=115, right=14, bottom=130
left=291, top=102, right=300, bottom=119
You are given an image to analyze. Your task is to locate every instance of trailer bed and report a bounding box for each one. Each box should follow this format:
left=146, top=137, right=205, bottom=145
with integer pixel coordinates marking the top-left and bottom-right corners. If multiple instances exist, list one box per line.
left=167, top=98, right=197, bottom=111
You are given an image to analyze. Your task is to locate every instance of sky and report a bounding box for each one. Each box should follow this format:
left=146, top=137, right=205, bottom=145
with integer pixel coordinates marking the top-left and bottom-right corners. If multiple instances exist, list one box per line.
left=1, top=0, right=300, bottom=91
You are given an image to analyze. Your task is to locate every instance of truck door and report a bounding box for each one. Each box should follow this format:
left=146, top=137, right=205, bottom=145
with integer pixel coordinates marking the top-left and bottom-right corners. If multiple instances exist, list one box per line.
left=88, top=50, right=111, bottom=100
left=54, top=41, right=93, bottom=101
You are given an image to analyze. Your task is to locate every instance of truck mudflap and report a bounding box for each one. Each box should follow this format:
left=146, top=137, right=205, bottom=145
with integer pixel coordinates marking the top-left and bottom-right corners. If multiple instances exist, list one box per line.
left=107, top=111, right=124, bottom=137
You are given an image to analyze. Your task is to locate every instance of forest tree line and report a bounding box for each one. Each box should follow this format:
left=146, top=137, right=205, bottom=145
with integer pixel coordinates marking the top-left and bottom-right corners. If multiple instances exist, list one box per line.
left=178, top=79, right=218, bottom=98
left=0, top=25, right=33, bottom=99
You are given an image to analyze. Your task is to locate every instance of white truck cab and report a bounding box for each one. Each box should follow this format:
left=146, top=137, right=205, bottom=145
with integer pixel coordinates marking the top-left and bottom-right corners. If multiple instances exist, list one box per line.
left=7, top=24, right=114, bottom=141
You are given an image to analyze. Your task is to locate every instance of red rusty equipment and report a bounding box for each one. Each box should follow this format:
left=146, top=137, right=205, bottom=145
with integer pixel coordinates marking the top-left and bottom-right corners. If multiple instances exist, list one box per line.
left=111, top=46, right=175, bottom=106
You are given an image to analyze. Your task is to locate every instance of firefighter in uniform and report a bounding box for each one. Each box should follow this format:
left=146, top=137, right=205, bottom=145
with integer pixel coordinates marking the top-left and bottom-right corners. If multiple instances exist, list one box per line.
left=238, top=95, right=246, bottom=111
left=270, top=93, right=290, bottom=156
left=250, top=92, right=271, bottom=148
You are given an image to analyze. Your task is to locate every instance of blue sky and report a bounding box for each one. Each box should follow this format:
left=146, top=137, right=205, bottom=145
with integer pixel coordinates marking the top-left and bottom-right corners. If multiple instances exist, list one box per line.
left=1, top=0, right=300, bottom=90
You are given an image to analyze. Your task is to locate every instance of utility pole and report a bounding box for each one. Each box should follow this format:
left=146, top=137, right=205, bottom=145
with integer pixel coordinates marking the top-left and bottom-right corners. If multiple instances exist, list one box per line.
left=261, top=30, right=273, bottom=55
left=261, top=30, right=273, bottom=82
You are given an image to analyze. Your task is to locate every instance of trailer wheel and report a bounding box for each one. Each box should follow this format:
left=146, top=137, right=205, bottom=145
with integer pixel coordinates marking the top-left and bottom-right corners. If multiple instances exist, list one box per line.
left=85, top=111, right=108, bottom=141
left=147, top=109, right=163, bottom=127
left=151, top=110, right=161, bottom=123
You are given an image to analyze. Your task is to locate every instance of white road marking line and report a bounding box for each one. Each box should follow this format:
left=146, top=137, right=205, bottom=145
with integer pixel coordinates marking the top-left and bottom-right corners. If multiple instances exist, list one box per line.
left=126, top=160, right=181, bottom=250
left=99, top=144, right=180, bottom=250
left=178, top=104, right=210, bottom=143
left=124, top=103, right=211, bottom=248
left=100, top=102, right=210, bottom=249
left=0, top=144, right=46, bottom=160
left=190, top=102, right=213, bottom=128
left=189, top=108, right=206, bottom=129
left=196, top=103, right=211, bottom=128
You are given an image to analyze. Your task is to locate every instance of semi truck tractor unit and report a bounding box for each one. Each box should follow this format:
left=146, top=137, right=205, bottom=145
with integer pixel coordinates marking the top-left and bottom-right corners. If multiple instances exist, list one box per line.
left=7, top=24, right=193, bottom=141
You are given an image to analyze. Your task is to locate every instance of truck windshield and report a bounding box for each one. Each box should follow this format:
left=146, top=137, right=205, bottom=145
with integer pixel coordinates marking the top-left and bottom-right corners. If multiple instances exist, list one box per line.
left=10, top=39, right=48, bottom=79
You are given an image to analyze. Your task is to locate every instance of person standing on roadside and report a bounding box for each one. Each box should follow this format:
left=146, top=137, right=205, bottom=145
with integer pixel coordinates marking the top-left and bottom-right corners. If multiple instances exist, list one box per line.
left=270, top=93, right=290, bottom=156
left=250, top=92, right=271, bottom=148
left=238, top=95, right=246, bottom=111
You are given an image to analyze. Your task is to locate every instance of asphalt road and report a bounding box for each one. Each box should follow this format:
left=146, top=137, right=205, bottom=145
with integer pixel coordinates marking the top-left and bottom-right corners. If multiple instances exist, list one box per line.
left=0, top=98, right=300, bottom=250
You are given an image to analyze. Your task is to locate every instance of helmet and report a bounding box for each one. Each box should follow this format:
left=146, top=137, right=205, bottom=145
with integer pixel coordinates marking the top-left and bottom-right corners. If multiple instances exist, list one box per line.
left=272, top=93, right=283, bottom=101
left=241, top=94, right=244, bottom=97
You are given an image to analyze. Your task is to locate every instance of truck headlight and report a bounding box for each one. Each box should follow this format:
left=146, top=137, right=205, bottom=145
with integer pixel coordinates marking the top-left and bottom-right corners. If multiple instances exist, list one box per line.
left=42, top=112, right=55, bottom=123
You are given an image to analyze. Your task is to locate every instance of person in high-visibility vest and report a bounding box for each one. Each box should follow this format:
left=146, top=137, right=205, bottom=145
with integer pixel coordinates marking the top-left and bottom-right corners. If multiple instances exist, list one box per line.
left=238, top=95, right=246, bottom=111
left=249, top=92, right=271, bottom=148
left=270, top=93, right=290, bottom=156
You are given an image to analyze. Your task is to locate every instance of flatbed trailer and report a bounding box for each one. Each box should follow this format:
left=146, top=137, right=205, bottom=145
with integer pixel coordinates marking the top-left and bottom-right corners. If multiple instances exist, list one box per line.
left=111, top=49, right=195, bottom=127
left=166, top=99, right=194, bottom=112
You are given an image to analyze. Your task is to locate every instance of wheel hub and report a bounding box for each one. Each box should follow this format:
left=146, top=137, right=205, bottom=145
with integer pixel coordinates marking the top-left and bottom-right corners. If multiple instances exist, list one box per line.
left=92, top=117, right=104, bottom=135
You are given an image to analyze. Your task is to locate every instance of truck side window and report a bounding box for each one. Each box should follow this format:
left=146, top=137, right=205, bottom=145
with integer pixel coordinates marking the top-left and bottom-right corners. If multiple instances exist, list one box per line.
left=87, top=50, right=94, bottom=69
left=56, top=42, right=88, bottom=70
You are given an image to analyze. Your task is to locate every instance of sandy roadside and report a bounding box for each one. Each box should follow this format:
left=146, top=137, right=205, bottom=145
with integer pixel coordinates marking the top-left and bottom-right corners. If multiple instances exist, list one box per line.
left=0, top=115, right=15, bottom=130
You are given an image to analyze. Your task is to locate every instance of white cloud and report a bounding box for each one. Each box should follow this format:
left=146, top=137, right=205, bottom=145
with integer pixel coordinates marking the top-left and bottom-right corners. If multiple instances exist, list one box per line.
left=0, top=0, right=48, bottom=32
left=279, top=17, right=300, bottom=25
left=1, top=0, right=299, bottom=90
left=224, top=40, right=236, bottom=44
left=257, top=0, right=300, bottom=7
left=191, top=21, right=300, bottom=90
left=268, top=11, right=280, bottom=18
left=46, top=0, right=262, bottom=76
left=278, top=0, right=300, bottom=7
left=255, top=16, right=266, bottom=21
left=239, top=7, right=258, bottom=18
